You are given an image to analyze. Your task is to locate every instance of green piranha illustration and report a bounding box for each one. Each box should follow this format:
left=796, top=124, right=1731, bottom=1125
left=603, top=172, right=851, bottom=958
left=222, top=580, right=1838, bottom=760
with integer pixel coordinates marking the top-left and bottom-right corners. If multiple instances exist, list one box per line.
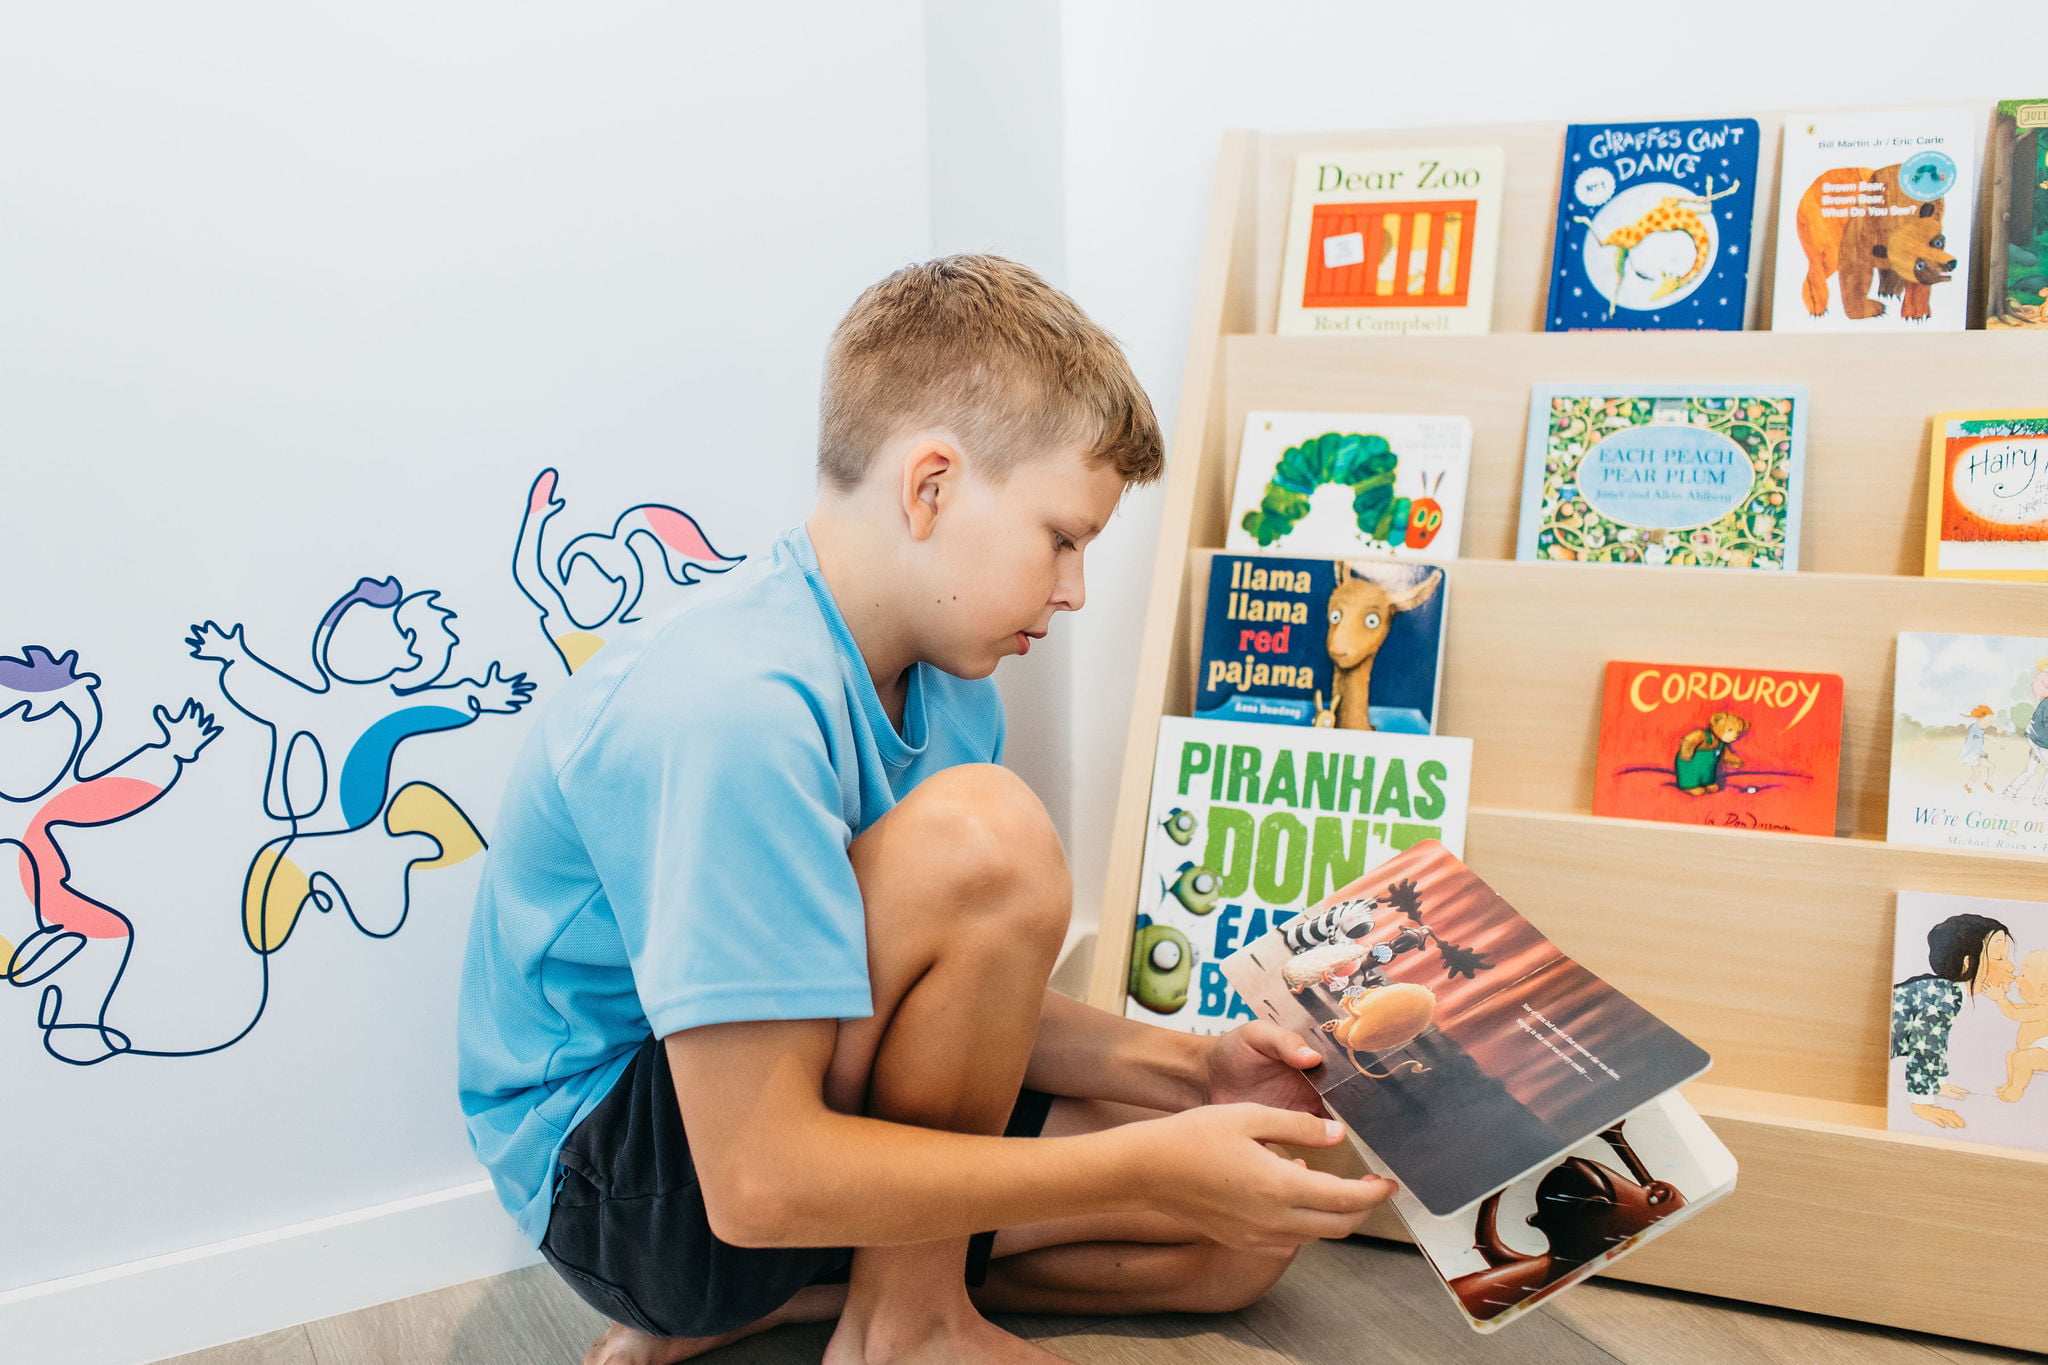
left=1161, top=861, right=1222, bottom=915
left=1128, top=915, right=1195, bottom=1014
left=1159, top=807, right=1197, bottom=845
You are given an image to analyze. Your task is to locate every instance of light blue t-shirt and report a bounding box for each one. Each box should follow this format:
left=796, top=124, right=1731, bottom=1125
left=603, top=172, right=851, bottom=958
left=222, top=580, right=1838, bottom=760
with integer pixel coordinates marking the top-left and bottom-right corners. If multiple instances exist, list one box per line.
left=457, top=525, right=1005, bottom=1244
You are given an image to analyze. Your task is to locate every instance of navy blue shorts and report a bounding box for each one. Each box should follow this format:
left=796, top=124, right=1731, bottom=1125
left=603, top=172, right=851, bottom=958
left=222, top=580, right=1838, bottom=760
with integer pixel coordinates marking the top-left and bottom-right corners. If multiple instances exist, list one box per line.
left=538, top=1035, right=1056, bottom=1339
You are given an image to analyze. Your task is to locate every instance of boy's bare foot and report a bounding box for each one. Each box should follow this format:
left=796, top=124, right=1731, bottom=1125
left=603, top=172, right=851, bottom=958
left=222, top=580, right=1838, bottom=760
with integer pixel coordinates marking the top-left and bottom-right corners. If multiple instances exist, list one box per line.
left=822, top=1306, right=1072, bottom=1364
left=582, top=1282, right=846, bottom=1364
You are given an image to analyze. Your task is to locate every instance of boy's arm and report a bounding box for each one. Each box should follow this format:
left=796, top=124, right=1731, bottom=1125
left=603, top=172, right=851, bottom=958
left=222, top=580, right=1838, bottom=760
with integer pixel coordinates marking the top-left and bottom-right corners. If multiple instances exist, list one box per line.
left=1022, top=989, right=1206, bottom=1112
left=1023, top=989, right=1331, bottom=1117
left=665, top=1016, right=1377, bottom=1252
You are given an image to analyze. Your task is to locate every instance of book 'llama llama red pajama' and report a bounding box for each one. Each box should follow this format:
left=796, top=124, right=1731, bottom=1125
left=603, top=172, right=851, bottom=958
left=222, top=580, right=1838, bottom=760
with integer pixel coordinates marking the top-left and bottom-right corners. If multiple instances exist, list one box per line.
left=1592, top=661, right=1844, bottom=836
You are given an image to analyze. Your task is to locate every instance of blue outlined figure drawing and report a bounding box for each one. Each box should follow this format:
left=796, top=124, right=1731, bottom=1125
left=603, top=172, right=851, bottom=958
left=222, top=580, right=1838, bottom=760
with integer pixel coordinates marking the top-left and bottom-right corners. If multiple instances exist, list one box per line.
left=512, top=467, right=744, bottom=672
left=188, top=577, right=531, bottom=956
left=0, top=647, right=221, bottom=1064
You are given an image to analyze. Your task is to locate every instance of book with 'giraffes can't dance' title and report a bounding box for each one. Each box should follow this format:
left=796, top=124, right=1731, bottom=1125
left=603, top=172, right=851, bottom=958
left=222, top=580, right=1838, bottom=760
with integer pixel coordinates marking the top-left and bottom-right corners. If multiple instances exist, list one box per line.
left=1546, top=118, right=1761, bottom=331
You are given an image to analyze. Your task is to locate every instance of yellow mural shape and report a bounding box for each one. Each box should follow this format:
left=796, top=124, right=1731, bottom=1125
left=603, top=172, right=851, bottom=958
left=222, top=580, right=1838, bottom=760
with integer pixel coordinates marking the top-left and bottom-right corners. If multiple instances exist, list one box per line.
left=385, top=783, right=485, bottom=869
left=243, top=846, right=311, bottom=953
left=555, top=632, right=606, bottom=673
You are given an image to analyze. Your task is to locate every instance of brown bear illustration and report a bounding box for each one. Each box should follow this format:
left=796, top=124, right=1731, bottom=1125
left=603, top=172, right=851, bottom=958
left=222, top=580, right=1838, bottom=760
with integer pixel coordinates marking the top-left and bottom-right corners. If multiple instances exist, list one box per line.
left=1794, top=163, right=1955, bottom=321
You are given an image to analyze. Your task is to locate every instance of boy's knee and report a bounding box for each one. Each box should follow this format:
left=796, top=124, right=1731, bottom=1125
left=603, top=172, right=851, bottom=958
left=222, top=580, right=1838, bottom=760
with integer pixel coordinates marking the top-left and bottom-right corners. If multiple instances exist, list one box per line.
left=899, top=764, right=1066, bottom=923
left=1170, top=1241, right=1298, bottom=1315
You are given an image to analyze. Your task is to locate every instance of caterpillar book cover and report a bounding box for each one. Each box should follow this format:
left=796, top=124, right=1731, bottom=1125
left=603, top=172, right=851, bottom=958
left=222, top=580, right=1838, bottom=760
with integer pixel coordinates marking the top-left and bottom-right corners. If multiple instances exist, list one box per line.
left=1228, top=411, right=1469, bottom=563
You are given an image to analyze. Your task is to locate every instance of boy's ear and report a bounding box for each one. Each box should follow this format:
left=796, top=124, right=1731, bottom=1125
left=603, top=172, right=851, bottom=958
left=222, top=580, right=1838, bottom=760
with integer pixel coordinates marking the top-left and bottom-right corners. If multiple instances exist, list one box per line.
left=901, top=437, right=957, bottom=542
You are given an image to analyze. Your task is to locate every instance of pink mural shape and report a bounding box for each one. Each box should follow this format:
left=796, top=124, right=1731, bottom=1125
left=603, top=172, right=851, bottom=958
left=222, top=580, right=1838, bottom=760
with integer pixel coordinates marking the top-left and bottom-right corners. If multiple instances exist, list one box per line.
left=1, top=647, right=220, bottom=1065
left=512, top=467, right=744, bottom=673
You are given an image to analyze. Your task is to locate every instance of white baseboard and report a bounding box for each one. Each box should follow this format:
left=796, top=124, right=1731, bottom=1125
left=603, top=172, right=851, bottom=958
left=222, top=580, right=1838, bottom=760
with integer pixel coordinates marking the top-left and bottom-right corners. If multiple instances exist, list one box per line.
left=0, top=1180, right=541, bottom=1365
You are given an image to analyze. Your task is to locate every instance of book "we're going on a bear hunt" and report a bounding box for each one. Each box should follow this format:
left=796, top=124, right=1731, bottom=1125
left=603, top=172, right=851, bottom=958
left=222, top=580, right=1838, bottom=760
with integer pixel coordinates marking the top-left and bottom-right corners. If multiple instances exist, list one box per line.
left=1276, top=147, right=1505, bottom=336
left=1220, top=840, right=1733, bottom=1333
left=1126, top=716, right=1469, bottom=1037
left=1195, top=554, right=1447, bottom=734
left=1546, top=118, right=1760, bottom=331
left=1770, top=108, right=1977, bottom=332
left=1888, top=632, right=2048, bottom=857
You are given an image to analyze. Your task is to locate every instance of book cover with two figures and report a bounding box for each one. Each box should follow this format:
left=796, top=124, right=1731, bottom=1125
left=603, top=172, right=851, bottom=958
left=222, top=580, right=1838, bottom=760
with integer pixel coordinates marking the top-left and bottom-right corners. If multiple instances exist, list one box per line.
left=1984, top=99, right=2048, bottom=329
left=1889, top=891, right=2048, bottom=1155
left=1923, top=409, right=2048, bottom=581
left=1219, top=840, right=1731, bottom=1332
left=1889, top=633, right=2048, bottom=857
left=1771, top=108, right=1977, bottom=332
left=1546, top=118, right=1761, bottom=331
left=1517, top=386, right=1806, bottom=571
left=1229, top=411, right=1469, bottom=562
left=1196, top=554, right=1446, bottom=734
left=1593, top=661, right=1844, bottom=836
left=1126, top=717, right=1470, bottom=1037
left=1277, top=147, right=1505, bottom=337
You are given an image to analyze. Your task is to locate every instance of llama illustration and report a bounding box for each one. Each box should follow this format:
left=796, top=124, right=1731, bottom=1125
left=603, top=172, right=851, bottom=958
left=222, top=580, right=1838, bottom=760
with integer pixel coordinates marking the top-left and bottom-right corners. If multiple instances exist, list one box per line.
left=1325, top=565, right=1442, bottom=731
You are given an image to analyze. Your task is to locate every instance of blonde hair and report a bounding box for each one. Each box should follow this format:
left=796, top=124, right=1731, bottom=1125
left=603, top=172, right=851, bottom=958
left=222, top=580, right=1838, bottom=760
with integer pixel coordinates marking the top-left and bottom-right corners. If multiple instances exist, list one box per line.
left=817, top=255, right=1163, bottom=490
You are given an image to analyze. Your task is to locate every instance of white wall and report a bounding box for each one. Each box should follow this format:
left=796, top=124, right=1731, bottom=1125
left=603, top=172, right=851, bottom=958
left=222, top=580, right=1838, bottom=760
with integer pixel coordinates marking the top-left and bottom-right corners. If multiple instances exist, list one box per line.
left=924, top=0, right=1078, bottom=861
left=1055, top=0, right=2048, bottom=941
left=0, top=4, right=930, bottom=1360
left=18, top=3, right=2045, bottom=1357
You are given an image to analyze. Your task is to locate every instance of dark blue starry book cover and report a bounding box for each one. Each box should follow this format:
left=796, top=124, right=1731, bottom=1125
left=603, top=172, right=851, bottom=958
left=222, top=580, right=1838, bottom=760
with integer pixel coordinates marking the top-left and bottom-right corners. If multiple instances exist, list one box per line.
left=1545, top=118, right=1760, bottom=331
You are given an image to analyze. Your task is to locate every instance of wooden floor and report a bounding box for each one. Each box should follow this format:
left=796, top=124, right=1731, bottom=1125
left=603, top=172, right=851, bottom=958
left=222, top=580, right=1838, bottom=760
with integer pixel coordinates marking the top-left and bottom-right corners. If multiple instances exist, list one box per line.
left=163, top=1235, right=2037, bottom=1365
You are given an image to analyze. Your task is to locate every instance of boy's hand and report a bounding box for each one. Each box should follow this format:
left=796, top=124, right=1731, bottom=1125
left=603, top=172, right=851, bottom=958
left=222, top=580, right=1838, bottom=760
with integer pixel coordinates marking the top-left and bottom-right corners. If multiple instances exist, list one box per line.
left=1125, top=1103, right=1392, bottom=1250
left=1199, top=1020, right=1327, bottom=1116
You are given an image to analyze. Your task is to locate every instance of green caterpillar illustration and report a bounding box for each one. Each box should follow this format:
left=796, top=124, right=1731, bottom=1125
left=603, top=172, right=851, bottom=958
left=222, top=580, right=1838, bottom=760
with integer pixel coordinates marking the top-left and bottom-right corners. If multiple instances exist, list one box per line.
left=1239, top=431, right=1411, bottom=548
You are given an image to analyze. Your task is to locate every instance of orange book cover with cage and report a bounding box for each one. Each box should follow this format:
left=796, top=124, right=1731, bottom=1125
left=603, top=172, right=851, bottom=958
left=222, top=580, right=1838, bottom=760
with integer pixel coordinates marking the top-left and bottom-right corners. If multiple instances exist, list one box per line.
left=1592, top=661, right=1843, bottom=835
left=1277, top=147, right=1504, bottom=337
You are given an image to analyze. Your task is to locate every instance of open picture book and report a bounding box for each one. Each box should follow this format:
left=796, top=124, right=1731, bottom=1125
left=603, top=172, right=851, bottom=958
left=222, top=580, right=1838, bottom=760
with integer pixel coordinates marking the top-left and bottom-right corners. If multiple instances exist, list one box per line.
left=1218, top=840, right=1735, bottom=1332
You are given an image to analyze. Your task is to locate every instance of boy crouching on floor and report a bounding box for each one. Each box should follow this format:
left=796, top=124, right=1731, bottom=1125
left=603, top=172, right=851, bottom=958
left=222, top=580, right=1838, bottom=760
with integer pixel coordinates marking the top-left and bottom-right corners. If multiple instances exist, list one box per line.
left=458, top=255, right=1392, bottom=1365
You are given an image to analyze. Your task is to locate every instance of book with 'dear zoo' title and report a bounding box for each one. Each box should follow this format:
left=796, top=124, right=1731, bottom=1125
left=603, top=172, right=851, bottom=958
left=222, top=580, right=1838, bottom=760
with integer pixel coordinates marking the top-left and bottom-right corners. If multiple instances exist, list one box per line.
left=1276, top=146, right=1505, bottom=337
left=1219, top=840, right=1732, bottom=1333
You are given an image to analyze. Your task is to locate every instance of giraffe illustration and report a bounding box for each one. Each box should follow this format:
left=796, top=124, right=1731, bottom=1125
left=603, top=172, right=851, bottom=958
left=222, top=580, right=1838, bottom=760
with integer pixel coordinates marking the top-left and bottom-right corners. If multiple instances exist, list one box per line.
left=1574, top=177, right=1742, bottom=317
